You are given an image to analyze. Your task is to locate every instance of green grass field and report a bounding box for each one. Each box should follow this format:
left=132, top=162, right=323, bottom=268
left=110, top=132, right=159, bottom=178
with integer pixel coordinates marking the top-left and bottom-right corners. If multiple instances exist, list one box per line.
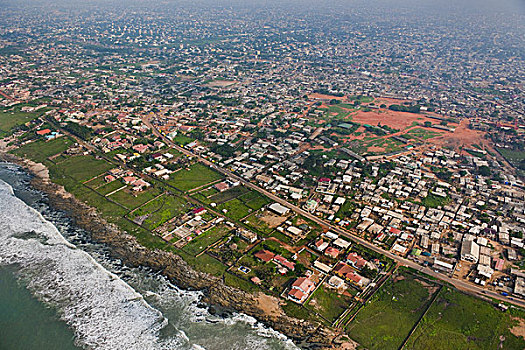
left=0, top=110, right=39, bottom=136
left=168, top=163, right=223, bottom=191
left=307, top=285, right=354, bottom=323
left=54, top=155, right=113, bottom=182
left=406, top=127, right=442, bottom=140
left=346, top=272, right=438, bottom=350
left=95, top=180, right=125, bottom=195
left=183, top=225, right=231, bottom=256
left=12, top=137, right=73, bottom=163
left=131, top=194, right=188, bottom=231
left=108, top=187, right=162, bottom=210
left=498, top=147, right=525, bottom=167
left=217, top=198, right=252, bottom=220
left=243, top=212, right=274, bottom=235
left=405, top=288, right=525, bottom=350
left=207, top=185, right=250, bottom=203
left=170, top=134, right=195, bottom=146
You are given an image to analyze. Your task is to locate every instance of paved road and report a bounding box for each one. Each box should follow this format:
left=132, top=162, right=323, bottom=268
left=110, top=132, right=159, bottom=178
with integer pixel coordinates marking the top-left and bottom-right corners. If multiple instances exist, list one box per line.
left=143, top=116, right=525, bottom=309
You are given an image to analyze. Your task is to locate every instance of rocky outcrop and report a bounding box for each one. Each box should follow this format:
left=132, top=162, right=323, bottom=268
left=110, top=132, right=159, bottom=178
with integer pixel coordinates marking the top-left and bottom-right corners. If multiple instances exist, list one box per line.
left=1, top=153, right=338, bottom=348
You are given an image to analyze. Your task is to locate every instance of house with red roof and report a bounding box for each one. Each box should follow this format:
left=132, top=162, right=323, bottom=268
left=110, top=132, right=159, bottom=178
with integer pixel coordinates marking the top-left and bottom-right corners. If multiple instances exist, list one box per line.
left=389, top=227, right=402, bottom=235
left=334, top=262, right=369, bottom=287
left=123, top=176, right=138, bottom=185
left=254, top=250, right=275, bottom=263
left=325, top=247, right=341, bottom=259
left=36, top=129, right=52, bottom=136
left=132, top=144, right=149, bottom=153
left=346, top=252, right=368, bottom=270
left=273, top=255, right=295, bottom=271
left=288, top=277, right=315, bottom=303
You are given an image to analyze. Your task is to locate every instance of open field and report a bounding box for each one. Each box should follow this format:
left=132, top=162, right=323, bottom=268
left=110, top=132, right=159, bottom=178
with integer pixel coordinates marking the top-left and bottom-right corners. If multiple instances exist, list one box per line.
left=0, top=111, right=39, bottom=136
left=207, top=185, right=250, bottom=203
left=243, top=212, right=274, bottom=235
left=346, top=271, right=439, bottom=350
left=108, top=187, right=162, bottom=210
left=497, top=147, right=525, bottom=168
left=168, top=163, right=223, bottom=191
left=12, top=137, right=73, bottom=163
left=307, top=285, right=354, bottom=323
left=217, top=198, right=252, bottom=220
left=54, top=155, right=113, bottom=182
left=170, top=134, right=195, bottom=146
left=95, top=180, right=125, bottom=195
left=130, top=194, right=189, bottom=231
left=405, top=287, right=525, bottom=350
left=350, top=109, right=435, bottom=131
left=405, top=127, right=442, bottom=140
left=183, top=225, right=231, bottom=256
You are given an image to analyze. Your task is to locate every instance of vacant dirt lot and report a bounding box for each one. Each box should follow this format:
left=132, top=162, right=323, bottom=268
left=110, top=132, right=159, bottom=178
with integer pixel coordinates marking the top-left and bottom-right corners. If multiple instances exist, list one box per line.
left=350, top=109, right=435, bottom=130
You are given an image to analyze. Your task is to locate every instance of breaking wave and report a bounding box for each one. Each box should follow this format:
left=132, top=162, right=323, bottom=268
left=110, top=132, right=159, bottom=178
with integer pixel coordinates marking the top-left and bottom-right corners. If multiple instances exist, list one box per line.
left=0, top=176, right=299, bottom=350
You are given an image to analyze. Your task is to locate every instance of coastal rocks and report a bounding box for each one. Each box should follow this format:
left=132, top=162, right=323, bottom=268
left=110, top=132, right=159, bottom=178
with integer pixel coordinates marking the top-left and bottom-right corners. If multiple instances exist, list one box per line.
left=1, top=154, right=339, bottom=349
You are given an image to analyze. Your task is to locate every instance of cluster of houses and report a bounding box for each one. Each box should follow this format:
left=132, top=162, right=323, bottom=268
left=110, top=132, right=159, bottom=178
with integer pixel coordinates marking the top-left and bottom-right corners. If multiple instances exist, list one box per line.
left=105, top=168, right=151, bottom=191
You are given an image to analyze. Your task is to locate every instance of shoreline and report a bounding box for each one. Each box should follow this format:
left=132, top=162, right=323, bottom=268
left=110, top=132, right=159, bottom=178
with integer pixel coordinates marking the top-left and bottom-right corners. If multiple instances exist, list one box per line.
left=0, top=151, right=345, bottom=349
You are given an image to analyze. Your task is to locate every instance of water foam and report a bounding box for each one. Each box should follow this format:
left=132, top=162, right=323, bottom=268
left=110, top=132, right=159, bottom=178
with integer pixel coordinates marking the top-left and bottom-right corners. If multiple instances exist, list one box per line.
left=0, top=176, right=300, bottom=350
left=0, top=179, right=186, bottom=350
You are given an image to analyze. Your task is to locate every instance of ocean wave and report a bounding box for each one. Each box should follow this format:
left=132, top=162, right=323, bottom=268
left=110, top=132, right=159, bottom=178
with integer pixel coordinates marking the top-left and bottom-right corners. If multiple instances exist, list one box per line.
left=0, top=175, right=299, bottom=350
left=0, top=179, right=186, bottom=350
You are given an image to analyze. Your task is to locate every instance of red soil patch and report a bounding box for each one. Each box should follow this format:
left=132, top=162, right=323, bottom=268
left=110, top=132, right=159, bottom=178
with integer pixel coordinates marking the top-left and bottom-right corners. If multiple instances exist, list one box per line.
left=367, top=146, right=386, bottom=153
left=309, top=93, right=346, bottom=101
left=350, top=109, right=434, bottom=130
left=432, top=119, right=488, bottom=150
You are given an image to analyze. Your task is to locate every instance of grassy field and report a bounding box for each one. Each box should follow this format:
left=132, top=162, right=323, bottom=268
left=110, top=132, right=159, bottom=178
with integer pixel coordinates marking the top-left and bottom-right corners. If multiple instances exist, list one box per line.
left=406, top=128, right=442, bottom=140
left=0, top=110, right=39, bottom=136
left=130, top=194, right=189, bottom=231
left=217, top=198, right=252, bottom=220
left=307, top=285, right=354, bottom=323
left=54, top=155, right=113, bottom=182
left=207, top=185, right=250, bottom=204
left=405, top=288, right=525, bottom=350
left=170, top=134, right=195, bottom=146
left=498, top=147, right=525, bottom=166
left=346, top=272, right=438, bottom=350
left=108, top=187, right=162, bottom=210
left=168, top=163, right=223, bottom=191
left=183, top=225, right=231, bottom=256
left=12, top=137, right=73, bottom=163
left=243, top=212, right=274, bottom=235
left=238, top=191, right=271, bottom=210
left=95, top=180, right=125, bottom=195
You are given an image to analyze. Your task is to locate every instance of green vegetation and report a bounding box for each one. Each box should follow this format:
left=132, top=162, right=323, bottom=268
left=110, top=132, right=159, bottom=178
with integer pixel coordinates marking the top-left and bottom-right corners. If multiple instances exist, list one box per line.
left=224, top=272, right=260, bottom=293
left=178, top=250, right=228, bottom=277
left=170, top=134, right=195, bottom=146
left=183, top=225, right=231, bottom=256
left=207, top=185, right=250, bottom=203
left=405, top=288, right=525, bottom=350
left=307, top=285, right=353, bottom=323
left=12, top=137, right=73, bottom=163
left=389, top=104, right=421, bottom=113
left=108, top=187, right=162, bottom=210
left=130, top=194, right=188, bottom=230
left=0, top=110, right=39, bottom=136
left=346, top=272, right=438, bottom=350
left=53, top=155, right=113, bottom=182
left=243, top=212, right=274, bottom=235
left=217, top=198, right=252, bottom=220
left=168, top=163, right=223, bottom=191
left=421, top=193, right=449, bottom=208
left=406, top=128, right=441, bottom=140
left=96, top=180, right=125, bottom=195
left=498, top=147, right=525, bottom=170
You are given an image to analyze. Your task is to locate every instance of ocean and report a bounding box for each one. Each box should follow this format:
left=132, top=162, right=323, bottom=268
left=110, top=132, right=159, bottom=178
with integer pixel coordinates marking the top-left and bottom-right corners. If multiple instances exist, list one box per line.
left=0, top=162, right=299, bottom=350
